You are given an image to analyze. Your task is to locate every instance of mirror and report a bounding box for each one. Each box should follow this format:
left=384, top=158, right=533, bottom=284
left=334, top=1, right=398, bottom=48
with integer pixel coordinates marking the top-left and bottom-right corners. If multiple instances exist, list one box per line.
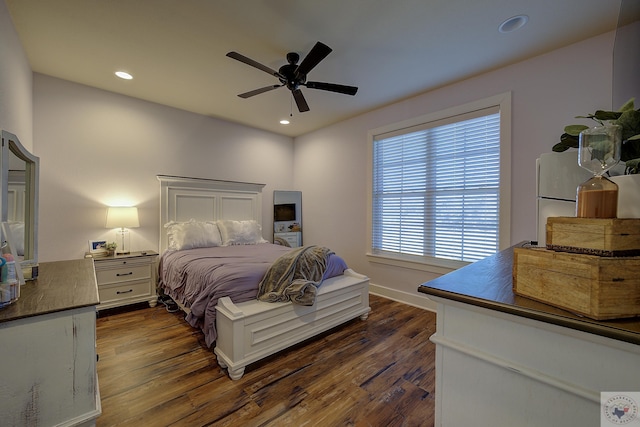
left=1, top=130, right=39, bottom=275
left=273, top=190, right=302, bottom=247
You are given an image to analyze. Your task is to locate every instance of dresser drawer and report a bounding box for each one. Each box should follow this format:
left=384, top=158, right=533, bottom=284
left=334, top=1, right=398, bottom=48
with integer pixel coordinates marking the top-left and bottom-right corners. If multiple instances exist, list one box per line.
left=98, top=280, right=152, bottom=304
left=274, top=232, right=301, bottom=247
left=282, top=235, right=299, bottom=246
left=95, top=264, right=151, bottom=285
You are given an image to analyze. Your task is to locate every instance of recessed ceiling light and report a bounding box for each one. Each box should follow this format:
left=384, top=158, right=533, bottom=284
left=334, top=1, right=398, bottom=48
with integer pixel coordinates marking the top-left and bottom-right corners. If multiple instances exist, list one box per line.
left=280, top=119, right=290, bottom=125
left=498, top=15, right=529, bottom=33
left=115, top=71, right=133, bottom=80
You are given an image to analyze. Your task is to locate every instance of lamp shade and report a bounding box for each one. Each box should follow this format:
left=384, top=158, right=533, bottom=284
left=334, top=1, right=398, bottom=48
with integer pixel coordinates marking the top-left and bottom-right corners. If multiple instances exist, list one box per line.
left=105, top=207, right=139, bottom=228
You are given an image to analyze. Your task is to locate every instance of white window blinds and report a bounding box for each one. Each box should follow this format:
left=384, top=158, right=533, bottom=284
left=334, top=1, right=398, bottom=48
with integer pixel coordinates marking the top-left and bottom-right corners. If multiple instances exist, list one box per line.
left=372, top=107, right=501, bottom=263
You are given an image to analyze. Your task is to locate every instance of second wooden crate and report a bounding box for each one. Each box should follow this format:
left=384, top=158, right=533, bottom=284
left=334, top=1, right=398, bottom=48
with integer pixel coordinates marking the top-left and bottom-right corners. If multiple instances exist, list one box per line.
left=546, top=217, right=640, bottom=256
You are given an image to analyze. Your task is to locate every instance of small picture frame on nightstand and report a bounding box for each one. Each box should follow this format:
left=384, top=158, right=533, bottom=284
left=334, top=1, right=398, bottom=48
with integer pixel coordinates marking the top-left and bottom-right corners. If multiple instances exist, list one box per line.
left=89, top=240, right=108, bottom=257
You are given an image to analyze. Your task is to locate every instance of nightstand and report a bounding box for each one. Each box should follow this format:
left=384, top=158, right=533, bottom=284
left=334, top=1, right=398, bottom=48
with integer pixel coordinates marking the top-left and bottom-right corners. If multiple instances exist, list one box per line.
left=92, top=250, right=158, bottom=310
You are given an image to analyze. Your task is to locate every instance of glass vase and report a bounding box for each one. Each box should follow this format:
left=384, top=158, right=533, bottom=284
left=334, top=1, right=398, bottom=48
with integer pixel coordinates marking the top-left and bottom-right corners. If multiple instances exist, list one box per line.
left=576, top=124, right=621, bottom=218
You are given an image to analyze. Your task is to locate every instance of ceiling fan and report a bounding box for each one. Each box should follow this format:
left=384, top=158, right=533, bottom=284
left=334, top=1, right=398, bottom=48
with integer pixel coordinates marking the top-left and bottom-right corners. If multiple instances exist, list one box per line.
left=226, top=41, right=358, bottom=113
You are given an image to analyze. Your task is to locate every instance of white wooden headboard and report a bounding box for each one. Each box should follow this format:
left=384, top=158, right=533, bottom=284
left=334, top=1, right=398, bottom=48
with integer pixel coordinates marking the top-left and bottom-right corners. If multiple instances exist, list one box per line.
left=157, top=175, right=266, bottom=253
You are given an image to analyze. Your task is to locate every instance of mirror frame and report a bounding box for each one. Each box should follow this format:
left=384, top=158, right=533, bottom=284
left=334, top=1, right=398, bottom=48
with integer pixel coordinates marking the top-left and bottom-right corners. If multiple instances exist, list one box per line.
left=1, top=130, right=39, bottom=270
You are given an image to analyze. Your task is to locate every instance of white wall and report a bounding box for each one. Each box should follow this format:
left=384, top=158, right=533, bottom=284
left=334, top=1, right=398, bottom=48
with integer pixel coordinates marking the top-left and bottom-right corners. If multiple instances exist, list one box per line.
left=0, top=0, right=33, bottom=148
left=295, top=32, right=615, bottom=306
left=33, top=75, right=294, bottom=262
left=2, top=0, right=618, bottom=308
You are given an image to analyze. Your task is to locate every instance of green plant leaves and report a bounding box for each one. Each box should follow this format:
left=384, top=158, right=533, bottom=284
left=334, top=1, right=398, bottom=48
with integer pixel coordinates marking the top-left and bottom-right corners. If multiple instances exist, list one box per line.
left=564, top=124, right=589, bottom=136
left=592, top=110, right=623, bottom=121
left=617, top=109, right=640, bottom=143
left=555, top=98, right=640, bottom=173
left=619, top=98, right=635, bottom=112
left=626, top=158, right=640, bottom=174
left=552, top=133, right=579, bottom=152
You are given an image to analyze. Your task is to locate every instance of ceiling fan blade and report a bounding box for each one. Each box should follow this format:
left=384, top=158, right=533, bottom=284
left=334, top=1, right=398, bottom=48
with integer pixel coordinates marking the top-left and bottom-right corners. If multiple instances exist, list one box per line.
left=292, top=89, right=310, bottom=112
left=305, top=81, right=358, bottom=96
left=295, top=42, right=332, bottom=77
left=237, top=85, right=282, bottom=98
left=226, top=51, right=284, bottom=79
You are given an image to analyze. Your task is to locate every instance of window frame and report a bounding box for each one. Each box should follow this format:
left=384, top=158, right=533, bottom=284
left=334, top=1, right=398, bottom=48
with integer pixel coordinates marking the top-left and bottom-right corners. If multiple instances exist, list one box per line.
left=366, top=92, right=512, bottom=274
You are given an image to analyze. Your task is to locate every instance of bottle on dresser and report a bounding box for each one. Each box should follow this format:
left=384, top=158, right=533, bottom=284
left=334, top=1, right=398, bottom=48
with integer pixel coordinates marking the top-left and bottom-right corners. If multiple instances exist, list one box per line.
left=0, top=248, right=19, bottom=308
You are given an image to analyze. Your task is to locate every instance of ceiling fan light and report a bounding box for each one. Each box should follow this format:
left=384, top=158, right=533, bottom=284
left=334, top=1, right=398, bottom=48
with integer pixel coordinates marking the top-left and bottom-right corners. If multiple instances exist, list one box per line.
left=498, top=15, right=528, bottom=33
left=115, top=71, right=133, bottom=80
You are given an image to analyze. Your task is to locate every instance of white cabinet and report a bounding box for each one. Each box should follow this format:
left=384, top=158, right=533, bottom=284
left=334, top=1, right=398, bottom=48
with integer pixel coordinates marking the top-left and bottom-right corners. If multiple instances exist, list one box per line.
left=419, top=246, right=640, bottom=427
left=93, top=251, right=158, bottom=310
left=274, top=231, right=301, bottom=248
left=429, top=297, right=640, bottom=427
left=0, top=259, right=101, bottom=426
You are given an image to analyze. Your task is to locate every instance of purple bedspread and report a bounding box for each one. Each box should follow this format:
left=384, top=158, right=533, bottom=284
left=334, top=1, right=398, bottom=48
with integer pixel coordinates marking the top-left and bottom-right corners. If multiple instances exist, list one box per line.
left=158, top=243, right=347, bottom=347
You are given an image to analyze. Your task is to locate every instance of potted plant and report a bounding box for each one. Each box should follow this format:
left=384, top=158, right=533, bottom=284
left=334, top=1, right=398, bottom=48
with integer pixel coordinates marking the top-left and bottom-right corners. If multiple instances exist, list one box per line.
left=105, top=242, right=117, bottom=256
left=553, top=98, right=640, bottom=174
left=552, top=98, right=640, bottom=217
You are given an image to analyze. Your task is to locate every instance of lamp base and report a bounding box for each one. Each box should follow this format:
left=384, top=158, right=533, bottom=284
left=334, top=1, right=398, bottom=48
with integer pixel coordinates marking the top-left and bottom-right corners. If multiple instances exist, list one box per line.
left=115, top=229, right=131, bottom=255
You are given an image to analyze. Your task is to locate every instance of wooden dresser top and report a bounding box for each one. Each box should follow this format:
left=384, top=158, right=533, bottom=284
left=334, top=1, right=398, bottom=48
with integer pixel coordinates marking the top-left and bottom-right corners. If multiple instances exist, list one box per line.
left=418, top=243, right=640, bottom=346
left=0, top=259, right=99, bottom=323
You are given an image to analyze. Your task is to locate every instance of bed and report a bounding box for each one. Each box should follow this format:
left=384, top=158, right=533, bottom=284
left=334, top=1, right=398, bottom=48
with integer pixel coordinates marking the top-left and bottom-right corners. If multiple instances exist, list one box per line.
left=157, top=175, right=370, bottom=380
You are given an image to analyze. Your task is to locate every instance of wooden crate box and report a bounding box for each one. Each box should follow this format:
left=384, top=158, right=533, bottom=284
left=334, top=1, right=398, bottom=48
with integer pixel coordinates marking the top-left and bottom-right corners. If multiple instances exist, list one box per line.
left=513, top=247, right=640, bottom=320
left=546, top=217, right=640, bottom=257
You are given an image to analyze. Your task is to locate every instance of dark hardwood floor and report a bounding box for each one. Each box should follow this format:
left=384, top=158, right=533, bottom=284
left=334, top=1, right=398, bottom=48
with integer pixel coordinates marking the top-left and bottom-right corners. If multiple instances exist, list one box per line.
left=96, top=295, right=437, bottom=426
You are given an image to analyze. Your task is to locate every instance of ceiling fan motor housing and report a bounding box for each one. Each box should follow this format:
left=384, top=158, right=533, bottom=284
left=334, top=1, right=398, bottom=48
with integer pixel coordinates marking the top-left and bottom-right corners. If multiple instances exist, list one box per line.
left=279, top=61, right=306, bottom=90
left=286, top=52, right=300, bottom=65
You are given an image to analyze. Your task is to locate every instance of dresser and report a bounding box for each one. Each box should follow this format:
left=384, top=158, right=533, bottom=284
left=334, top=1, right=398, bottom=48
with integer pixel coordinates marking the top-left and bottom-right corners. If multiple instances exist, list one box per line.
left=274, top=231, right=302, bottom=247
left=0, top=259, right=101, bottom=426
left=418, top=244, right=640, bottom=427
left=92, top=250, right=158, bottom=310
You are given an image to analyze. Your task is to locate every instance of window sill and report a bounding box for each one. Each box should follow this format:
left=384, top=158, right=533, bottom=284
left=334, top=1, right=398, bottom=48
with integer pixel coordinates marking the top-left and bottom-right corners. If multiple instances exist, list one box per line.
left=366, top=251, right=469, bottom=275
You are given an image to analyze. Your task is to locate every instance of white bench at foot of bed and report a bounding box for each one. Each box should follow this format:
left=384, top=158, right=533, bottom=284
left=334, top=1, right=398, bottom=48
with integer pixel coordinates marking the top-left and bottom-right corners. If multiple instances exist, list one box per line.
left=214, top=268, right=370, bottom=380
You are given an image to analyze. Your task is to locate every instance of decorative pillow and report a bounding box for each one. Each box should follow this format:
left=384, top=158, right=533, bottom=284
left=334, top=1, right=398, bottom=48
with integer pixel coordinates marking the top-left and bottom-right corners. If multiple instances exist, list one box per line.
left=322, top=253, right=348, bottom=280
left=217, top=220, right=267, bottom=245
left=164, top=219, right=222, bottom=250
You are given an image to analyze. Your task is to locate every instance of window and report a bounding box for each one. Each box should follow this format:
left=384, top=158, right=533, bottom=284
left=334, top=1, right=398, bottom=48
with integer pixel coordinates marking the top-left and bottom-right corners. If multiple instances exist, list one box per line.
left=368, top=94, right=511, bottom=271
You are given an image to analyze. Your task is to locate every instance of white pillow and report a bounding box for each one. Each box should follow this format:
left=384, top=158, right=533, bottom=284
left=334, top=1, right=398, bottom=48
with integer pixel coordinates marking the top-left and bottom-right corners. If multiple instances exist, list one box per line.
left=164, top=219, right=222, bottom=250
left=217, top=220, right=267, bottom=245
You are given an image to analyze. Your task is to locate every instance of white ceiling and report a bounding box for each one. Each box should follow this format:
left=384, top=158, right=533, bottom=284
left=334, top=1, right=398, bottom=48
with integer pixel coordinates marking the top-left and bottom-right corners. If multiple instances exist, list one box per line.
left=6, top=0, right=622, bottom=137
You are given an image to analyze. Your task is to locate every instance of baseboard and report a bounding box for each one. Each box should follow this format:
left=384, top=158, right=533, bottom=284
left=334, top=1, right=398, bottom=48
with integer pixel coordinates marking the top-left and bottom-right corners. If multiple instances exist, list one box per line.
left=369, top=283, right=437, bottom=312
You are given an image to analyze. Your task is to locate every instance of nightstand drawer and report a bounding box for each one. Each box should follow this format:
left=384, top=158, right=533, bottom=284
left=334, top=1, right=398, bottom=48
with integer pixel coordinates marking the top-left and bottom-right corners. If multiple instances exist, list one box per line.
left=98, top=280, right=151, bottom=304
left=95, top=265, right=151, bottom=285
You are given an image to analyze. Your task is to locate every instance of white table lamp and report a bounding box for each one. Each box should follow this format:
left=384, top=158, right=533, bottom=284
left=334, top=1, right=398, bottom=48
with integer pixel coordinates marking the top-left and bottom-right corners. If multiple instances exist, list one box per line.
left=105, top=207, right=139, bottom=254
